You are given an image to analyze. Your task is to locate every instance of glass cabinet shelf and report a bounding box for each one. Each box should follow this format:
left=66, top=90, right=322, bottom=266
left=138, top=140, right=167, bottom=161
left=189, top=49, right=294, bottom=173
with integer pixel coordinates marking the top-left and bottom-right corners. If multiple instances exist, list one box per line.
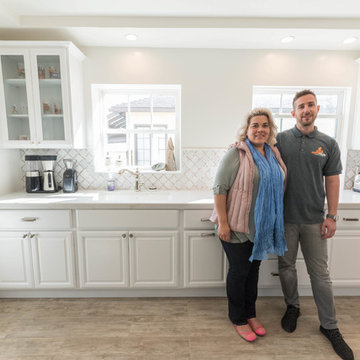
left=5, top=79, right=26, bottom=86
left=8, top=114, right=29, bottom=118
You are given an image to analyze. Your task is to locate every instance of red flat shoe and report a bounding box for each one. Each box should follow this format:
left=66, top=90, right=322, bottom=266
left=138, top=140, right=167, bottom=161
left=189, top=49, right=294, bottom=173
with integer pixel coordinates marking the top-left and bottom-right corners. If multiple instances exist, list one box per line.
left=234, top=324, right=257, bottom=342
left=247, top=319, right=266, bottom=336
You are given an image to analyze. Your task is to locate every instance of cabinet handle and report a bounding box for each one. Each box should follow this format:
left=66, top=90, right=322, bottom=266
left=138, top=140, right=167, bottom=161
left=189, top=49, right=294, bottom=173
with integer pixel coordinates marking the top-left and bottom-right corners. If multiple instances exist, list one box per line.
left=30, top=233, right=37, bottom=238
left=271, top=272, right=279, bottom=277
left=22, top=233, right=29, bottom=239
left=200, top=233, right=215, bottom=237
left=342, top=217, right=359, bottom=222
left=129, top=233, right=134, bottom=238
left=122, top=233, right=127, bottom=238
left=200, top=218, right=211, bottom=222
left=21, top=217, right=38, bottom=222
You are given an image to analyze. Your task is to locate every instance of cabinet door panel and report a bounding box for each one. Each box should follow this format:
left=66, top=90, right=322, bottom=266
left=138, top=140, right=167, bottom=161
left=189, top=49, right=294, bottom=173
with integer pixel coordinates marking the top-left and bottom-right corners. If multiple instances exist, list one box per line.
left=0, top=232, right=33, bottom=288
left=77, top=231, right=129, bottom=288
left=0, top=51, right=36, bottom=145
left=184, top=231, right=226, bottom=287
left=330, top=231, right=360, bottom=285
left=129, top=231, right=179, bottom=288
left=31, top=231, right=75, bottom=288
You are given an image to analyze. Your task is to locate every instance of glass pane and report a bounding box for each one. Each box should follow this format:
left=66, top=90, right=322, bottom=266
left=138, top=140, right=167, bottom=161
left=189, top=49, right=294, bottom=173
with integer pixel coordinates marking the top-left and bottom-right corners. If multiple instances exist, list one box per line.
left=105, top=94, right=128, bottom=129
left=280, top=93, right=295, bottom=113
left=253, top=93, right=281, bottom=113
left=317, top=95, right=338, bottom=114
left=152, top=95, right=176, bottom=129
left=281, top=118, right=296, bottom=131
left=315, top=118, right=337, bottom=137
left=37, top=55, right=65, bottom=140
left=1, top=55, right=31, bottom=140
left=129, top=94, right=151, bottom=128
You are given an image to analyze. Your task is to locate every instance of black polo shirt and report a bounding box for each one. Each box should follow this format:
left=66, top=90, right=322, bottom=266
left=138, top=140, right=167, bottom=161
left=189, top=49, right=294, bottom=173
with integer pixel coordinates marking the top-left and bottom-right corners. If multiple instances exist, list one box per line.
left=276, top=126, right=342, bottom=224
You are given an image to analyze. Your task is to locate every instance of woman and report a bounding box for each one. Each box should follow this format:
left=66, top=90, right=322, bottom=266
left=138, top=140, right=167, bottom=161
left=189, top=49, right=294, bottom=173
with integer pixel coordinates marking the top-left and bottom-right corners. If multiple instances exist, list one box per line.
left=210, top=108, right=287, bottom=342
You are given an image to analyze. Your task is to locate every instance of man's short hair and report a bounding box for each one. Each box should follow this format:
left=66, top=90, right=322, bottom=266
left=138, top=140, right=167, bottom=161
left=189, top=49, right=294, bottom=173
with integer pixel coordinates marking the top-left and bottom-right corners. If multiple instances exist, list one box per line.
left=292, top=89, right=317, bottom=109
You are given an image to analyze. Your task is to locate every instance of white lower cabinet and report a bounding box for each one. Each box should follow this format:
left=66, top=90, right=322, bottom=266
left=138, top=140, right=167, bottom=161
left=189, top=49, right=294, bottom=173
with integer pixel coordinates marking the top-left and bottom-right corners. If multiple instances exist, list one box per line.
left=77, top=231, right=129, bottom=288
left=31, top=231, right=75, bottom=288
left=0, top=231, right=75, bottom=289
left=129, top=231, right=179, bottom=288
left=184, top=231, right=226, bottom=287
left=0, top=232, right=33, bottom=288
left=329, top=230, right=360, bottom=286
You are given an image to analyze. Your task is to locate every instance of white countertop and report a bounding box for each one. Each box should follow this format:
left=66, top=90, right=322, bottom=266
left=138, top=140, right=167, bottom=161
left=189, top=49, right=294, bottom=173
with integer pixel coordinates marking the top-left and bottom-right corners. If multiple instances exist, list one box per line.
left=0, top=189, right=359, bottom=210
left=0, top=190, right=214, bottom=209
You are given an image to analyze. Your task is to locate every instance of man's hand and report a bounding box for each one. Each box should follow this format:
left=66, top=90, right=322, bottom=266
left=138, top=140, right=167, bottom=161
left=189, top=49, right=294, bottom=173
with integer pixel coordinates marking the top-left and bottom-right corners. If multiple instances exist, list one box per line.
left=218, top=222, right=231, bottom=242
left=321, top=218, right=336, bottom=239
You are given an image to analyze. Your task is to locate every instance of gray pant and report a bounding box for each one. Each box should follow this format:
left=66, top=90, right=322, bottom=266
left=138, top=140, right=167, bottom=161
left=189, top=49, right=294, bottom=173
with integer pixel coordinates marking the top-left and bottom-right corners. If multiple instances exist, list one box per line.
left=278, top=223, right=337, bottom=329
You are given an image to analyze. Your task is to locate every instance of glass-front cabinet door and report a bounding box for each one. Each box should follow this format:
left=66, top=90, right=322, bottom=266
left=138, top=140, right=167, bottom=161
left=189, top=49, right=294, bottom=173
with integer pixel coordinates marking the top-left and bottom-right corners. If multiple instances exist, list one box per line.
left=32, top=51, right=69, bottom=144
left=0, top=51, right=35, bottom=145
left=0, top=47, right=71, bottom=147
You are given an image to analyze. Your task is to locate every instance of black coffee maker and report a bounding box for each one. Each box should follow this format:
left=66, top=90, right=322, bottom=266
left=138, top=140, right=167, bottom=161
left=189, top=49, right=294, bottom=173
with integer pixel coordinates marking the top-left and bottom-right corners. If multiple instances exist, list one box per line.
left=25, top=155, right=42, bottom=193
left=63, top=159, right=78, bottom=193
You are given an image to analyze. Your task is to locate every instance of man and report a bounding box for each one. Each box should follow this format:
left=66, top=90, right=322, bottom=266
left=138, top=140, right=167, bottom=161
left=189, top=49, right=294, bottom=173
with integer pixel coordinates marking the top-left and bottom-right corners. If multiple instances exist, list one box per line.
left=276, top=89, right=354, bottom=360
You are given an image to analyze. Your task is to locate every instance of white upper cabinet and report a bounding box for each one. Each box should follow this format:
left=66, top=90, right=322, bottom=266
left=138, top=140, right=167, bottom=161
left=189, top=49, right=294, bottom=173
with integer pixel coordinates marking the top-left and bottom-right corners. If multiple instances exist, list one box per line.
left=0, top=41, right=85, bottom=148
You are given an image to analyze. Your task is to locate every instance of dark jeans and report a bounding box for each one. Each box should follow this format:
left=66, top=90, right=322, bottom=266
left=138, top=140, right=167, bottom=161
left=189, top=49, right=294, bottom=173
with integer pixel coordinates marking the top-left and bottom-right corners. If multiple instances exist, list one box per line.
left=221, top=240, right=261, bottom=325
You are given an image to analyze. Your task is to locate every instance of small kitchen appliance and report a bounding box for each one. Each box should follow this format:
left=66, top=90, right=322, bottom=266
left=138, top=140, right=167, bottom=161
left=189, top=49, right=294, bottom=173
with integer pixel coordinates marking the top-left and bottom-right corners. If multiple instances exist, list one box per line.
left=25, top=155, right=42, bottom=193
left=353, top=167, right=360, bottom=193
left=41, top=155, right=57, bottom=192
left=63, top=159, right=78, bottom=193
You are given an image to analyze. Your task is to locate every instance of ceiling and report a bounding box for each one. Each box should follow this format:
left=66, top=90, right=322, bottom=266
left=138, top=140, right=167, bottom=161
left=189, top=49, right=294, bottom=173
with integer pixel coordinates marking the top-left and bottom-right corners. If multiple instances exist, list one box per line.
left=1, top=0, right=360, bottom=50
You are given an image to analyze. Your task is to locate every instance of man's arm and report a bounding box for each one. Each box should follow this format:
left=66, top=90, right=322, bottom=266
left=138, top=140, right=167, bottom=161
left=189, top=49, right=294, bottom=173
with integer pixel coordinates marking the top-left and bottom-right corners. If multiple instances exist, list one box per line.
left=321, top=174, right=340, bottom=239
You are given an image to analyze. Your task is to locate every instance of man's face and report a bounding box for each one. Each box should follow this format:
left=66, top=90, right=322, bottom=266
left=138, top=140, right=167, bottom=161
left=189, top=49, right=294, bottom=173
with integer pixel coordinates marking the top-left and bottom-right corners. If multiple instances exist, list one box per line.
left=291, top=94, right=320, bottom=128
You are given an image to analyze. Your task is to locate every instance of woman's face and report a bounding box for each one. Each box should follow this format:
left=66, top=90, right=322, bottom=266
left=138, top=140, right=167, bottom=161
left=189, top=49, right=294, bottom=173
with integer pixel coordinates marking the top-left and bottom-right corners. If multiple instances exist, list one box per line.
left=246, top=115, right=271, bottom=148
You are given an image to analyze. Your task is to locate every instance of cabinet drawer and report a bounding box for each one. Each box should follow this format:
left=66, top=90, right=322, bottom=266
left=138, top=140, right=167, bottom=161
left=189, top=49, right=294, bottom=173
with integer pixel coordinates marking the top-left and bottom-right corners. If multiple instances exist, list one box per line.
left=184, top=210, right=214, bottom=229
left=77, top=210, right=179, bottom=229
left=337, top=210, right=360, bottom=229
left=0, top=210, right=72, bottom=230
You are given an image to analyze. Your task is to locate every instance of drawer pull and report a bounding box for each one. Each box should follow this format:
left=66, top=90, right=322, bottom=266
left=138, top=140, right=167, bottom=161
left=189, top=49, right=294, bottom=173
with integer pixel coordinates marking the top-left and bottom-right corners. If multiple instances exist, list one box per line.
left=271, top=272, right=279, bottom=277
left=122, top=233, right=127, bottom=238
left=129, top=233, right=134, bottom=238
left=342, top=217, right=359, bottom=222
left=200, top=218, right=211, bottom=222
left=21, top=217, right=38, bottom=222
left=30, top=233, right=37, bottom=239
left=200, top=233, right=216, bottom=237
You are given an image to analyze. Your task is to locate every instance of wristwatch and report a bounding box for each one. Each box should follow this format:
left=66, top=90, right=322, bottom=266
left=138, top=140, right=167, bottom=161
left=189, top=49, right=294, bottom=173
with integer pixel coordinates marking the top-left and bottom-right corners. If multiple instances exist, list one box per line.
left=326, top=214, right=338, bottom=222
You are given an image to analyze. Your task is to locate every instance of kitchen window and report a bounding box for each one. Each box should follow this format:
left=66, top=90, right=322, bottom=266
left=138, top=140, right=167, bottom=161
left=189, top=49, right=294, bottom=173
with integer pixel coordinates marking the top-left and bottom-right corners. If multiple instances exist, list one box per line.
left=252, top=86, right=351, bottom=148
left=92, top=84, right=181, bottom=172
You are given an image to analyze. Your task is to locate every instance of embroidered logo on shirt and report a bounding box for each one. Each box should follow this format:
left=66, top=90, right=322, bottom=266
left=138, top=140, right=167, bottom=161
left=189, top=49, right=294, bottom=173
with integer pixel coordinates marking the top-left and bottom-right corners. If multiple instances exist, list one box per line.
left=311, top=147, right=326, bottom=157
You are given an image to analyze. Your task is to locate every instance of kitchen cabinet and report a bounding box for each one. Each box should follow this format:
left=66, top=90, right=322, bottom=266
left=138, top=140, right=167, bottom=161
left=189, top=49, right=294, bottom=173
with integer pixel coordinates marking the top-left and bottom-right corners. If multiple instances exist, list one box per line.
left=0, top=210, right=75, bottom=289
left=183, top=210, right=226, bottom=287
left=329, top=210, right=360, bottom=286
left=77, top=231, right=129, bottom=288
left=76, top=210, right=180, bottom=289
left=0, top=41, right=85, bottom=148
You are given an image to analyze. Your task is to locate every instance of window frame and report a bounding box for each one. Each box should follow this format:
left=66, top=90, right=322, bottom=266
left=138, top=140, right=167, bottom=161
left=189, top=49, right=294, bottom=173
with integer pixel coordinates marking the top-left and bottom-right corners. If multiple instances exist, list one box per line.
left=252, top=86, right=351, bottom=151
left=92, top=84, right=181, bottom=173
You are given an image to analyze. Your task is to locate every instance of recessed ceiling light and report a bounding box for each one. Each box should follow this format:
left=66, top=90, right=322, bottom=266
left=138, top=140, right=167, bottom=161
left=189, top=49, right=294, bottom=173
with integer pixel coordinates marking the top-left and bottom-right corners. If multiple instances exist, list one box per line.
left=281, top=36, right=295, bottom=44
left=125, top=34, right=138, bottom=41
left=343, top=37, right=358, bottom=44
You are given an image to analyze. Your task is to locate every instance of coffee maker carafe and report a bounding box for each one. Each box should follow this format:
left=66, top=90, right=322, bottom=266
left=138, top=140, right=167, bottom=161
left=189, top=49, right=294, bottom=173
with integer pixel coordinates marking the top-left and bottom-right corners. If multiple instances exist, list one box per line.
left=25, top=155, right=42, bottom=193
left=41, top=155, right=57, bottom=192
left=63, top=159, right=78, bottom=193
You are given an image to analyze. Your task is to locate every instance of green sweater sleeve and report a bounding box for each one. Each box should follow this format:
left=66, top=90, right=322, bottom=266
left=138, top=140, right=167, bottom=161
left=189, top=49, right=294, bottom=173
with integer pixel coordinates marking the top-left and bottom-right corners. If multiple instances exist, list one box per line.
left=213, top=147, right=240, bottom=195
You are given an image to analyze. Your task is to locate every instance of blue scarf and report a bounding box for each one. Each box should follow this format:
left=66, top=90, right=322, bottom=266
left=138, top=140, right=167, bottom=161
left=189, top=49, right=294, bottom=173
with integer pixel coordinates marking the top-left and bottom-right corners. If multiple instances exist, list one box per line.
left=245, top=138, right=287, bottom=261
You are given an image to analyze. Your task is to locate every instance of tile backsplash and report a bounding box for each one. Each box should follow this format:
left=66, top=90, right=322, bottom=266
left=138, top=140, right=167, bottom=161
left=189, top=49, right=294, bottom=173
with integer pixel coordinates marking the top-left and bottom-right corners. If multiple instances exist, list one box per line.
left=20, top=148, right=225, bottom=191
left=19, top=148, right=360, bottom=191
left=345, top=150, right=360, bottom=189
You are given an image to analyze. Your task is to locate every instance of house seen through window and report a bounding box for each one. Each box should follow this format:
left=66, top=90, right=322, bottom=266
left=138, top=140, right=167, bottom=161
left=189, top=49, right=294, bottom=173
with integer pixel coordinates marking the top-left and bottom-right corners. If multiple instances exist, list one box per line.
left=92, top=85, right=181, bottom=172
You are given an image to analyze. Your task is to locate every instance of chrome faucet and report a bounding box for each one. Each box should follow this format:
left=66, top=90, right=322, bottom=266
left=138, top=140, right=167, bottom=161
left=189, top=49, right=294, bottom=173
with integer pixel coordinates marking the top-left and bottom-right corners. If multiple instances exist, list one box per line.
left=118, top=168, right=143, bottom=191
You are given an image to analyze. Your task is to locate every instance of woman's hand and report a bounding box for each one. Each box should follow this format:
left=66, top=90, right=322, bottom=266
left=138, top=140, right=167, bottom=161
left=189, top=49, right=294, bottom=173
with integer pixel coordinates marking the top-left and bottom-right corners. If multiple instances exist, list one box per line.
left=218, top=222, right=231, bottom=242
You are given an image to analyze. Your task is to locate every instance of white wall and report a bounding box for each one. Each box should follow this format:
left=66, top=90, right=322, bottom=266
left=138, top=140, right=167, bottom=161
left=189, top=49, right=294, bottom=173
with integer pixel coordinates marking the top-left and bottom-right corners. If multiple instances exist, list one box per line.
left=82, top=47, right=359, bottom=148
left=0, top=149, right=21, bottom=195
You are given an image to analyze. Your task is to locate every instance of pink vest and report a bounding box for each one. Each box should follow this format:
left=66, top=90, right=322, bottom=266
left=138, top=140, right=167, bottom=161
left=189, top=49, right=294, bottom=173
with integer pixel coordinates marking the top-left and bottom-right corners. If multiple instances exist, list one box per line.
left=210, top=141, right=287, bottom=233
